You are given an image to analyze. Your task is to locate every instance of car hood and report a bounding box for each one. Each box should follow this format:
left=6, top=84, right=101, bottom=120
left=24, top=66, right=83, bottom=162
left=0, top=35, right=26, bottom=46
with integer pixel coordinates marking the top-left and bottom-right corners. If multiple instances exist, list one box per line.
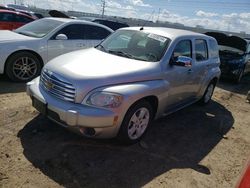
left=44, top=48, right=162, bottom=102
left=0, top=30, right=35, bottom=42
left=205, top=32, right=247, bottom=52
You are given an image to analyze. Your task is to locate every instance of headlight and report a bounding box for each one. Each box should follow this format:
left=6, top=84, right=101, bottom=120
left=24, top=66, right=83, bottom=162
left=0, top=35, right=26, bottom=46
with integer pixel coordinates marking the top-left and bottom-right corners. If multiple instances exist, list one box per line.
left=86, top=92, right=123, bottom=108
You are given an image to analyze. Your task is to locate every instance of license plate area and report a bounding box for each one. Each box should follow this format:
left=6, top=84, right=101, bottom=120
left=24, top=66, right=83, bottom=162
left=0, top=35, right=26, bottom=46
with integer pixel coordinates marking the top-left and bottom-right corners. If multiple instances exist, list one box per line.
left=32, top=97, right=47, bottom=115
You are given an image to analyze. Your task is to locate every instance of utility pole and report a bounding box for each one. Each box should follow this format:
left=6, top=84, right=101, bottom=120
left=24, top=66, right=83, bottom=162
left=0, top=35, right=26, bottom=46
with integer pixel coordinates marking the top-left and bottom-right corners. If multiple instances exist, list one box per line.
left=101, top=0, right=106, bottom=18
left=156, top=8, right=161, bottom=23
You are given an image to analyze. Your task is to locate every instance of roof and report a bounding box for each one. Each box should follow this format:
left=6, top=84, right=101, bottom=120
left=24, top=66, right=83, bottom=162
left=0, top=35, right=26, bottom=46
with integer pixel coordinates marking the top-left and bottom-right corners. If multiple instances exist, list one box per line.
left=120, top=27, right=208, bottom=40
left=42, top=17, right=114, bottom=32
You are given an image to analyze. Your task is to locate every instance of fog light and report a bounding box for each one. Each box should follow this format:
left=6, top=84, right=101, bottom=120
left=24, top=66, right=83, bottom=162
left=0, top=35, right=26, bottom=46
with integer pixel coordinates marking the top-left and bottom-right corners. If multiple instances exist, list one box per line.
left=84, top=128, right=96, bottom=136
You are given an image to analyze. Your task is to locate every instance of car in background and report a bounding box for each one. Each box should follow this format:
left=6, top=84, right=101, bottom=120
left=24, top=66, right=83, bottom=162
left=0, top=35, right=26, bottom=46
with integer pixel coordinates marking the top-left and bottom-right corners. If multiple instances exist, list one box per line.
left=0, top=9, right=35, bottom=30
left=93, top=19, right=129, bottom=30
left=0, top=4, right=15, bottom=11
left=206, top=32, right=250, bottom=83
left=27, top=27, right=220, bottom=143
left=0, top=17, right=113, bottom=82
left=6, top=4, right=43, bottom=19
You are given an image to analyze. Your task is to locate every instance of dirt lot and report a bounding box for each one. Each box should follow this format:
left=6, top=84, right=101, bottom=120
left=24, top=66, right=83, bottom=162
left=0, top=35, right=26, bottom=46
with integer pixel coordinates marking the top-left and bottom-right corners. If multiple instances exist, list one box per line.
left=0, top=75, right=250, bottom=188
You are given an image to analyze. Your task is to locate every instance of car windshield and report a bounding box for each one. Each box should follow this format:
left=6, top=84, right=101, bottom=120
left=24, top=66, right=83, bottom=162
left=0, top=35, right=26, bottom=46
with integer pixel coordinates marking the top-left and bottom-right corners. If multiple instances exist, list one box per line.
left=96, top=30, right=170, bottom=62
left=14, top=19, right=63, bottom=38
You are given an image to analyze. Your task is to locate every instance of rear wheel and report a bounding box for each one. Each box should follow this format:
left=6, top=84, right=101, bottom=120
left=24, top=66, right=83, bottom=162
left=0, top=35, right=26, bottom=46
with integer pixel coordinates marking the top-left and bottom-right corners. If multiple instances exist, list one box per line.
left=199, top=82, right=215, bottom=105
left=5, top=52, right=42, bottom=82
left=118, top=101, right=153, bottom=144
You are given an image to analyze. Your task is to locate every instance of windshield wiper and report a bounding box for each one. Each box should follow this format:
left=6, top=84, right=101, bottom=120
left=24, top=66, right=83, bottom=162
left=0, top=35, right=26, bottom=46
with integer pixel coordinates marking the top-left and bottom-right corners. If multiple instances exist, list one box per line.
left=15, top=31, right=30, bottom=36
left=108, top=50, right=135, bottom=59
left=95, top=44, right=107, bottom=52
left=15, top=31, right=38, bottom=38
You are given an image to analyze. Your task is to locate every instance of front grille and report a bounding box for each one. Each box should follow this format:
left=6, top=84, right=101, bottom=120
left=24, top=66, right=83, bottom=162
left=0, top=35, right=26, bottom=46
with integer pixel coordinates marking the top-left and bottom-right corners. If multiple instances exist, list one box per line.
left=40, top=70, right=76, bottom=102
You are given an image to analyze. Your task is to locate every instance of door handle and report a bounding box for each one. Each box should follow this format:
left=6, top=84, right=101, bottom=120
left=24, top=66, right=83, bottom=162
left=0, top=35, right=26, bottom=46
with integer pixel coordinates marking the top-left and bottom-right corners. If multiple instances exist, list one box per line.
left=76, top=43, right=85, bottom=47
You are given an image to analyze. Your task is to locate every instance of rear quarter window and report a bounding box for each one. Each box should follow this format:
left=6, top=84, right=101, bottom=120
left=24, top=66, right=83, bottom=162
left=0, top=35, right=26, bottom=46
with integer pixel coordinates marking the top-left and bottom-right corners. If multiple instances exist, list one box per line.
left=209, top=39, right=219, bottom=58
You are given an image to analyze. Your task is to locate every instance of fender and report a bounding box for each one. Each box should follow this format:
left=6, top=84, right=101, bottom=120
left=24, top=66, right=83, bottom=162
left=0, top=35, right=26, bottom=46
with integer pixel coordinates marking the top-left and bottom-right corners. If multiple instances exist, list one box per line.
left=198, top=65, right=221, bottom=97
left=0, top=41, right=47, bottom=74
left=83, top=79, right=171, bottom=124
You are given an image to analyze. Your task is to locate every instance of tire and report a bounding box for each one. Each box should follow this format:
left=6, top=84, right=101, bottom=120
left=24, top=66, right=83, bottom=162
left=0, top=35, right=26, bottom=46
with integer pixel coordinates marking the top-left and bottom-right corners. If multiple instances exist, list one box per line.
left=5, top=52, right=42, bottom=82
left=234, top=67, right=244, bottom=84
left=199, top=81, right=216, bottom=105
left=117, top=100, right=153, bottom=144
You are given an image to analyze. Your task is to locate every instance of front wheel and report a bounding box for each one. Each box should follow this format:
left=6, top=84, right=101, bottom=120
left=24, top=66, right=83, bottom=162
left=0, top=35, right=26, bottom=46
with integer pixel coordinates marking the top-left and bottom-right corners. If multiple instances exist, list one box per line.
left=199, top=82, right=215, bottom=105
left=234, top=67, right=245, bottom=83
left=5, top=52, right=42, bottom=82
left=118, top=101, right=153, bottom=144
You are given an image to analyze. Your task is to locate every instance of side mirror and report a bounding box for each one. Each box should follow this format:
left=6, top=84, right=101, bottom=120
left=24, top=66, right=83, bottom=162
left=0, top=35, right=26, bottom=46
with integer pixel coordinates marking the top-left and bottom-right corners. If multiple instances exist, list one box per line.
left=55, top=34, right=68, bottom=40
left=170, top=56, right=192, bottom=67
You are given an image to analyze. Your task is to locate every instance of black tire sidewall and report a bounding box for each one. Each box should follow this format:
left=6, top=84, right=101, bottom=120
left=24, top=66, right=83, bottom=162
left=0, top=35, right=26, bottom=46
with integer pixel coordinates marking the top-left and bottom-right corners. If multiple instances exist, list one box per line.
left=200, top=82, right=215, bottom=105
left=5, top=52, right=42, bottom=82
left=118, top=101, right=153, bottom=144
left=235, top=67, right=244, bottom=83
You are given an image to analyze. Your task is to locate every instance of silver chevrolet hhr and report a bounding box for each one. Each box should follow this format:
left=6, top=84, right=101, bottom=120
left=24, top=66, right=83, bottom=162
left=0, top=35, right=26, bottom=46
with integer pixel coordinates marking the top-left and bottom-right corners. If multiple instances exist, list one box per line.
left=27, top=27, right=221, bottom=143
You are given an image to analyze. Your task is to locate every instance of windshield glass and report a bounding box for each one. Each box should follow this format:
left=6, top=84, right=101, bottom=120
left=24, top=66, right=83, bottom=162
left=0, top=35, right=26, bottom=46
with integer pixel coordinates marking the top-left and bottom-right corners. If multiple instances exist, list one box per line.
left=96, top=30, right=170, bottom=62
left=15, top=19, right=63, bottom=38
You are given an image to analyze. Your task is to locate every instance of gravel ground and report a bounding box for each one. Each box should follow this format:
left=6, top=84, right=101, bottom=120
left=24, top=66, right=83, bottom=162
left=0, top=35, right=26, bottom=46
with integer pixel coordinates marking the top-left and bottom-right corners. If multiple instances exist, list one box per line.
left=0, top=75, right=250, bottom=188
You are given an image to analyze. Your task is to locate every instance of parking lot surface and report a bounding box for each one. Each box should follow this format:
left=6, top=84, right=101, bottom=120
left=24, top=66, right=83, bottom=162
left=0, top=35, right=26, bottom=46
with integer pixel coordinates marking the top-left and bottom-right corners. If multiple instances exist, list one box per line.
left=0, top=75, right=250, bottom=188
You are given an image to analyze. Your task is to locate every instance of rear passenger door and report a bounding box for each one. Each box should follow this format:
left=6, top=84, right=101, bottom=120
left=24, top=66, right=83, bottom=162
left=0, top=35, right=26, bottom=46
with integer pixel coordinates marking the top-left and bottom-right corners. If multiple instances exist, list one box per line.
left=191, top=39, right=210, bottom=94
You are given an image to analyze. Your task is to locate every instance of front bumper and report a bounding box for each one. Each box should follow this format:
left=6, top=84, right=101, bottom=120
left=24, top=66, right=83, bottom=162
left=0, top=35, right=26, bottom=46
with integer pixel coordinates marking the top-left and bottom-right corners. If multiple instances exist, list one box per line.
left=26, top=77, right=120, bottom=138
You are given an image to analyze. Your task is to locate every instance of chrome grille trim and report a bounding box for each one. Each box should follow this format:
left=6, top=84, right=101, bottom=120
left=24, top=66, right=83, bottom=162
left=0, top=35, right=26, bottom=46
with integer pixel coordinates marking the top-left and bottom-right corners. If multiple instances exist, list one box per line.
left=40, top=70, right=76, bottom=102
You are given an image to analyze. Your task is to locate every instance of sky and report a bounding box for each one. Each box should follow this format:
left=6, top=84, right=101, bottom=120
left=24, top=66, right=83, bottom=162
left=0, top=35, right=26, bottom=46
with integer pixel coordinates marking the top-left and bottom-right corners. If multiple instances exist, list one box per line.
left=2, top=0, right=250, bottom=33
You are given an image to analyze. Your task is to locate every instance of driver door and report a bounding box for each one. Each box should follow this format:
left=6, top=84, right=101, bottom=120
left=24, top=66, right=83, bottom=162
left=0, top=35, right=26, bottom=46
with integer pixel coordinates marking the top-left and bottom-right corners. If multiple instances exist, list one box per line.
left=47, top=24, right=87, bottom=61
left=164, top=39, right=196, bottom=111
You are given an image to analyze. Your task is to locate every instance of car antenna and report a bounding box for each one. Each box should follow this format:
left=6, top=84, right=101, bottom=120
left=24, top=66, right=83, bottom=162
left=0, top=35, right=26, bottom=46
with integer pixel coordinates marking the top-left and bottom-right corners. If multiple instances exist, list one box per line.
left=140, top=10, right=155, bottom=31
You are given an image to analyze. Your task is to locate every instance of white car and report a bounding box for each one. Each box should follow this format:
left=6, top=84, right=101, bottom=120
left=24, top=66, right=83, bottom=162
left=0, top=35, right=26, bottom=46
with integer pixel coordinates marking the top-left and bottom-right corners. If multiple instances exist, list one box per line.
left=0, top=17, right=113, bottom=81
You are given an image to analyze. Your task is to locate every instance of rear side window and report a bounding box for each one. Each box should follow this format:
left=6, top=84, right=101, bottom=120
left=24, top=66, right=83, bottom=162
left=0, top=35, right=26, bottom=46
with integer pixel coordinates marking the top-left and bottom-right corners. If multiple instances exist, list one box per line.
left=0, top=12, right=14, bottom=22
left=84, top=25, right=111, bottom=40
left=172, top=40, right=192, bottom=59
left=209, top=39, right=219, bottom=58
left=195, top=39, right=208, bottom=61
left=15, top=15, right=33, bottom=23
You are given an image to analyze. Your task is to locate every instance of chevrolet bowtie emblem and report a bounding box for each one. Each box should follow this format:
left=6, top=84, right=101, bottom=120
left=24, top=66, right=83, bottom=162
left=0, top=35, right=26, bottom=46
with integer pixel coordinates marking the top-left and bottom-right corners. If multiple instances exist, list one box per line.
left=45, top=80, right=54, bottom=90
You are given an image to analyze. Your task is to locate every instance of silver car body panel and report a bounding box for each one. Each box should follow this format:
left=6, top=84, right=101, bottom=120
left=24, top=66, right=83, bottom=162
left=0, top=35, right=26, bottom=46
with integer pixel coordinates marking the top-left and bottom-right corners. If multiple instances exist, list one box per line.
left=27, top=27, right=221, bottom=138
left=0, top=17, right=113, bottom=74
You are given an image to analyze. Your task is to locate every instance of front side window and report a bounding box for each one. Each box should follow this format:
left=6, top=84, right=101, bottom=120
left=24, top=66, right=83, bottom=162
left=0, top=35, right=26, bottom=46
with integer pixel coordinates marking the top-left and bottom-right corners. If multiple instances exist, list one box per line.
left=96, top=30, right=170, bottom=62
left=195, top=39, right=208, bottom=61
left=54, top=24, right=84, bottom=40
left=172, top=40, right=192, bottom=59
